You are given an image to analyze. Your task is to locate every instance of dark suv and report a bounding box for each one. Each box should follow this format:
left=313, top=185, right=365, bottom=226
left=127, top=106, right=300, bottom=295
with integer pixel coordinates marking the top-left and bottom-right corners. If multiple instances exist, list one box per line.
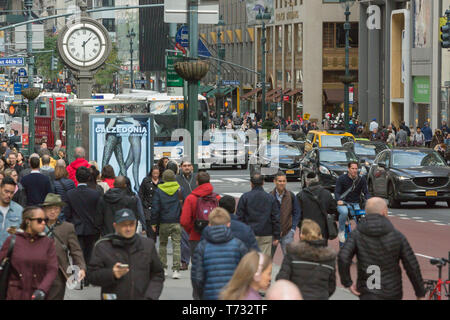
left=367, top=148, right=450, bottom=208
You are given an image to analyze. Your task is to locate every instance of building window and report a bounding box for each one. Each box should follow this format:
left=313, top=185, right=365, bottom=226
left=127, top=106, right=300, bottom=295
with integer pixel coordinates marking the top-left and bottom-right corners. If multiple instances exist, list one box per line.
left=286, top=71, right=291, bottom=84
left=102, top=18, right=115, bottom=32
left=287, top=25, right=292, bottom=53
left=296, top=70, right=302, bottom=84
left=323, top=22, right=359, bottom=48
left=296, top=23, right=303, bottom=53
left=278, top=26, right=282, bottom=52
left=102, top=0, right=115, bottom=7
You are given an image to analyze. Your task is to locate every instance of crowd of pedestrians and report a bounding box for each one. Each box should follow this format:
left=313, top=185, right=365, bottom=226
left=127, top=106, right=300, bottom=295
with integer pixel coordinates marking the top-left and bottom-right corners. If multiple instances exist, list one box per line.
left=0, top=139, right=428, bottom=300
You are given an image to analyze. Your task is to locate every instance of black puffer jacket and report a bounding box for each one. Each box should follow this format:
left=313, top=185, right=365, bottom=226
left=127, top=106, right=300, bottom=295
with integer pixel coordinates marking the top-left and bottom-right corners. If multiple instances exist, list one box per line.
left=276, top=239, right=337, bottom=300
left=96, top=188, right=139, bottom=236
left=88, top=234, right=164, bottom=300
left=338, top=214, right=426, bottom=299
left=138, top=177, right=160, bottom=221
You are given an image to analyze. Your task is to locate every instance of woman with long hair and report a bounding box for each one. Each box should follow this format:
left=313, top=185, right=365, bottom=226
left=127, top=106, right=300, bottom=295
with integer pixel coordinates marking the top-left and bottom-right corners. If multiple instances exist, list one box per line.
left=276, top=219, right=337, bottom=300
left=101, top=164, right=116, bottom=189
left=0, top=206, right=58, bottom=300
left=88, top=161, right=109, bottom=194
left=53, top=160, right=76, bottom=221
left=220, top=251, right=272, bottom=300
left=4, top=168, right=27, bottom=207
left=17, top=152, right=27, bottom=168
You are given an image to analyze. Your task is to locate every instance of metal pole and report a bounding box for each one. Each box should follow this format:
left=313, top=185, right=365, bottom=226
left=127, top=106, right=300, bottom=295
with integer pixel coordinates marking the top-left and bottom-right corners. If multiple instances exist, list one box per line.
left=344, top=6, right=350, bottom=132
left=216, top=27, right=223, bottom=124
left=261, top=22, right=267, bottom=121
left=188, top=0, right=199, bottom=173
left=127, top=28, right=135, bottom=89
left=25, top=0, right=35, bottom=156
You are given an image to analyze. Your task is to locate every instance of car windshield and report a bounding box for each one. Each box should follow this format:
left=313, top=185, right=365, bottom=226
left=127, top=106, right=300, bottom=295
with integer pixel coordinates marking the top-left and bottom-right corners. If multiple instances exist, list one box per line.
left=264, top=144, right=302, bottom=157
left=279, top=133, right=296, bottom=143
left=321, top=135, right=353, bottom=147
left=211, top=131, right=245, bottom=144
left=354, top=143, right=377, bottom=156
left=392, top=151, right=446, bottom=167
left=319, top=150, right=358, bottom=163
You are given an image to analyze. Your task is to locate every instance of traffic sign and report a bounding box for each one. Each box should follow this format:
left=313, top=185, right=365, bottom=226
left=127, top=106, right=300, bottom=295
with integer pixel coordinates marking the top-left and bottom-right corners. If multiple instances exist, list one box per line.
left=283, top=95, right=289, bottom=102
left=165, top=0, right=219, bottom=25
left=18, top=76, right=28, bottom=84
left=166, top=55, right=184, bottom=88
left=0, top=57, right=25, bottom=66
left=18, top=68, right=27, bottom=77
left=221, top=80, right=240, bottom=86
left=256, top=82, right=271, bottom=88
left=134, top=80, right=148, bottom=85
left=176, top=26, right=189, bottom=48
left=198, top=39, right=212, bottom=57
left=349, top=86, right=354, bottom=104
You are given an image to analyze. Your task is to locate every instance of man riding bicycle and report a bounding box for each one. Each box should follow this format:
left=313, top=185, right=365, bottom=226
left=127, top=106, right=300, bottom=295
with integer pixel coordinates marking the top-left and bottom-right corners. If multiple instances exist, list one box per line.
left=334, top=161, right=370, bottom=246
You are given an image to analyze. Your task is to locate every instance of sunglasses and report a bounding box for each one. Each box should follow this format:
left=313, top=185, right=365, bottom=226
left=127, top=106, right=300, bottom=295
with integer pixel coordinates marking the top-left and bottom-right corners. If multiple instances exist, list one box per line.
left=29, top=218, right=49, bottom=224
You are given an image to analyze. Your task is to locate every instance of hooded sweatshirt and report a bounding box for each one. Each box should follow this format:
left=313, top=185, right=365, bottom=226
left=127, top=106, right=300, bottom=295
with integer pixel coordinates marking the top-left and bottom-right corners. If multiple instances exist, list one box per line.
left=150, top=181, right=182, bottom=225
left=180, top=183, right=221, bottom=241
left=96, top=188, right=139, bottom=236
left=67, top=158, right=91, bottom=186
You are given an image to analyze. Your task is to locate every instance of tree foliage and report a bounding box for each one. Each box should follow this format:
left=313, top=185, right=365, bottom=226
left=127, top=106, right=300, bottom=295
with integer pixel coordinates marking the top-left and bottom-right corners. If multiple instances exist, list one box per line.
left=93, top=45, right=122, bottom=92
left=34, top=36, right=63, bottom=80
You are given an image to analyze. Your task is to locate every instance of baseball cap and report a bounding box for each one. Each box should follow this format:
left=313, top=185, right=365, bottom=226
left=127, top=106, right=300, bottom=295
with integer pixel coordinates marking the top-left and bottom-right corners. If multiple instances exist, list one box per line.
left=162, top=169, right=176, bottom=182
left=114, top=209, right=136, bottom=224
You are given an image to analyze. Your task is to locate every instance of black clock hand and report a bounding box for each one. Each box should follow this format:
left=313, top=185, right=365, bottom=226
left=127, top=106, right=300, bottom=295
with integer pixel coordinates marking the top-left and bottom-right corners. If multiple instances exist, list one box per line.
left=84, top=36, right=92, bottom=46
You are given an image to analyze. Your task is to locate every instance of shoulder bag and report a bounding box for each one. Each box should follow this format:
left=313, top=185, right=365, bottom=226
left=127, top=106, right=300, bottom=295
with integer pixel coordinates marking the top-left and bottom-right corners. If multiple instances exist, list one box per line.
left=303, top=189, right=338, bottom=240
left=0, top=235, right=16, bottom=300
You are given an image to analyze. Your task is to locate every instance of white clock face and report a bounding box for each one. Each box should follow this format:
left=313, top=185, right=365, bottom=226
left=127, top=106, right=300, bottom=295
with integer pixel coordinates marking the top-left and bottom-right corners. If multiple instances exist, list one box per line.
left=61, top=21, right=108, bottom=69
left=67, top=28, right=101, bottom=62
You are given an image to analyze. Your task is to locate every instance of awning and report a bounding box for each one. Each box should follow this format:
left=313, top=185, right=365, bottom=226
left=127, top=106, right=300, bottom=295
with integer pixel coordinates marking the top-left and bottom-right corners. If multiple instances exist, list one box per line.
left=241, top=88, right=261, bottom=100
left=199, top=85, right=215, bottom=95
left=206, top=86, right=234, bottom=98
left=266, top=87, right=282, bottom=99
left=324, top=88, right=358, bottom=104
left=285, top=88, right=302, bottom=97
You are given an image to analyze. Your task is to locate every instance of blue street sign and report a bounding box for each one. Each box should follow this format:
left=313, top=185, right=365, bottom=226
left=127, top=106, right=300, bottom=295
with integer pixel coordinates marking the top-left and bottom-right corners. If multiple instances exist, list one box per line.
left=222, top=80, right=240, bottom=86
left=0, top=57, right=25, bottom=67
left=14, top=83, right=22, bottom=95
left=92, top=95, right=105, bottom=112
left=176, top=26, right=189, bottom=48
left=198, top=38, right=211, bottom=57
left=134, top=80, right=148, bottom=85
left=18, top=68, right=27, bottom=77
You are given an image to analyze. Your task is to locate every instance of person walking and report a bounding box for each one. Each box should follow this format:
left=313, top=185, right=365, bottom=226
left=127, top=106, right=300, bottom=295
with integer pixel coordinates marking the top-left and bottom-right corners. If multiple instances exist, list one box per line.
left=422, top=122, right=433, bottom=148
left=276, top=219, right=337, bottom=300
left=0, top=177, right=23, bottom=247
left=4, top=168, right=27, bottom=207
left=236, top=173, right=280, bottom=257
left=269, top=172, right=300, bottom=256
left=431, top=129, right=444, bottom=149
left=412, top=127, right=425, bottom=147
left=395, top=126, right=408, bottom=147
left=64, top=166, right=101, bottom=271
left=88, top=208, right=165, bottom=300
left=218, top=195, right=259, bottom=251
left=42, top=194, right=86, bottom=300
left=53, top=160, right=76, bottom=220
left=220, top=251, right=272, bottom=300
left=0, top=206, right=58, bottom=300
left=96, top=176, right=140, bottom=236
left=191, top=208, right=248, bottom=300
left=338, top=197, right=426, bottom=300
left=150, top=169, right=183, bottom=279
left=369, top=118, right=378, bottom=133
left=40, top=155, right=56, bottom=192
left=139, top=166, right=161, bottom=242
left=18, top=153, right=39, bottom=181
left=6, top=152, right=22, bottom=174
left=66, top=147, right=91, bottom=186
left=297, top=172, right=337, bottom=242
left=20, top=156, right=53, bottom=206
left=176, top=160, right=197, bottom=270
left=101, top=165, right=116, bottom=189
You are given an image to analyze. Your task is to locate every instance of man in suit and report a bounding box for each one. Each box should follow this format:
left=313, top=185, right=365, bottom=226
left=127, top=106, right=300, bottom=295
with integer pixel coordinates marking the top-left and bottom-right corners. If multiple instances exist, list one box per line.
left=20, top=156, right=53, bottom=206
left=65, top=166, right=101, bottom=272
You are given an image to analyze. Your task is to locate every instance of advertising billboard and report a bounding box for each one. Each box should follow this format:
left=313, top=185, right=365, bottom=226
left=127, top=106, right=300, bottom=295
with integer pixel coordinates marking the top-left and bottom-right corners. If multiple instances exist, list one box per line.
left=412, top=0, right=432, bottom=48
left=89, top=114, right=154, bottom=193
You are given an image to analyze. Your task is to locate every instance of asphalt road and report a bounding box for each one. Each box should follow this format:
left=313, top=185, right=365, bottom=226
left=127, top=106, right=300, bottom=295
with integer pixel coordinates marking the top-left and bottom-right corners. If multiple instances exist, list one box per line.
left=65, top=167, right=449, bottom=300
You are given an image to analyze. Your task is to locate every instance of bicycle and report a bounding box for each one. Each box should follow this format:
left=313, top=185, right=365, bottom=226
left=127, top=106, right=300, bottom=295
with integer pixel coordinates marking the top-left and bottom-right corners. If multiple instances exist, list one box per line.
left=424, top=252, right=450, bottom=300
left=343, top=202, right=366, bottom=242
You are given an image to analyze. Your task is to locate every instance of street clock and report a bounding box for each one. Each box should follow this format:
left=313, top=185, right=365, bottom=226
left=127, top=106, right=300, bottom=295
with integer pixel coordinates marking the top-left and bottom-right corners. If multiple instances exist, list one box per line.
left=57, top=17, right=111, bottom=71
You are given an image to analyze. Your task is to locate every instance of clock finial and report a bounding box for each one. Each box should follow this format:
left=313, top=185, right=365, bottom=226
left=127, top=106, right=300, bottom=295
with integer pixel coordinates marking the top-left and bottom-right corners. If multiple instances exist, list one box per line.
left=78, top=1, right=88, bottom=15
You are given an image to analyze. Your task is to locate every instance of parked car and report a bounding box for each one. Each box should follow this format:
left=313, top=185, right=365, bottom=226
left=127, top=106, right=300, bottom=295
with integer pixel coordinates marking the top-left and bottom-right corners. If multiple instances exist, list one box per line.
left=367, top=148, right=450, bottom=208
left=208, top=130, right=248, bottom=169
left=343, top=140, right=389, bottom=176
left=304, top=130, right=355, bottom=153
left=299, top=147, right=360, bottom=190
left=249, top=142, right=303, bottom=180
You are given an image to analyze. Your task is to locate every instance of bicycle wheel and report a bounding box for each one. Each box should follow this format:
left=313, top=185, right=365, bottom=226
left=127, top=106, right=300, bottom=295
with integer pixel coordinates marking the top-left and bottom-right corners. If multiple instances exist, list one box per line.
left=423, top=280, right=438, bottom=300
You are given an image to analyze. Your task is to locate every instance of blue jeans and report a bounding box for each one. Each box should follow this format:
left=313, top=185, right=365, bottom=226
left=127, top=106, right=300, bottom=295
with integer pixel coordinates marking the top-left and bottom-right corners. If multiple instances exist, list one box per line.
left=337, top=203, right=359, bottom=232
left=280, top=229, right=295, bottom=255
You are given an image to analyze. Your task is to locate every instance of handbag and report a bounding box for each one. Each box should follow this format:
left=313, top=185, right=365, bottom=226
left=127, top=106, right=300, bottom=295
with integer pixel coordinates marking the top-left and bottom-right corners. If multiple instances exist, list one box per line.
left=0, top=235, right=16, bottom=300
left=303, top=189, right=338, bottom=240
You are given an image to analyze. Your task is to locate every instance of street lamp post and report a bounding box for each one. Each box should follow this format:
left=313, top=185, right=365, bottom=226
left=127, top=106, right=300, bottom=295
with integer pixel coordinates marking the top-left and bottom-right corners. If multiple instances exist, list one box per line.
left=127, top=28, right=136, bottom=89
left=216, top=17, right=225, bottom=125
left=24, top=0, right=35, bottom=156
left=256, top=8, right=271, bottom=121
left=340, top=0, right=355, bottom=132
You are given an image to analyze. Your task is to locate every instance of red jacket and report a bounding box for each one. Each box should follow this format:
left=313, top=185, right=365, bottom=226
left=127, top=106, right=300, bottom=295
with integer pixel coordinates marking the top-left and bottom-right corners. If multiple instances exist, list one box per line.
left=102, top=178, right=115, bottom=189
left=180, top=183, right=221, bottom=241
left=0, top=232, right=58, bottom=300
left=67, top=158, right=91, bottom=186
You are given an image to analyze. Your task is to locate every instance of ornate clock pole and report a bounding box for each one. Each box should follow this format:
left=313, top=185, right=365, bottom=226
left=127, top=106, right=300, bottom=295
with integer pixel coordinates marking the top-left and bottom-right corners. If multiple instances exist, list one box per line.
left=57, top=1, right=112, bottom=99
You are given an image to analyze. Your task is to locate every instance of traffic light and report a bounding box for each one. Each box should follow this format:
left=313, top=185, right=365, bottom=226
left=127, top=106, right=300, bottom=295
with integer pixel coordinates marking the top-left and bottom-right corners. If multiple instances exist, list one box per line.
left=441, top=11, right=450, bottom=48
left=51, top=56, right=59, bottom=71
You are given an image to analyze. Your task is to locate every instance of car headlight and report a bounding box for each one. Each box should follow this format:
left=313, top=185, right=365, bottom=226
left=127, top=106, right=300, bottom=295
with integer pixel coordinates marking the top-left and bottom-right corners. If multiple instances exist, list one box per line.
left=397, top=176, right=411, bottom=181
left=319, top=165, right=331, bottom=175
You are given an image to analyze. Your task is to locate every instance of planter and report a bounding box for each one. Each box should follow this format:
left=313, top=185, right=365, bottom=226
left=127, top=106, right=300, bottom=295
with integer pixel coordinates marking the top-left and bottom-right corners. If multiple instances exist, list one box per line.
left=174, top=61, right=210, bottom=82
left=339, top=75, right=356, bottom=85
left=22, top=87, right=41, bottom=100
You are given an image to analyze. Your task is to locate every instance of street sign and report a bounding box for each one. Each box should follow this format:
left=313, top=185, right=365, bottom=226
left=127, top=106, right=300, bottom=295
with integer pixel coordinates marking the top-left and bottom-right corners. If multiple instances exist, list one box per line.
left=222, top=80, right=240, bottom=86
left=349, top=86, right=354, bottom=105
left=256, top=82, right=271, bottom=88
left=0, top=57, right=25, bottom=66
left=22, top=133, right=29, bottom=146
left=176, top=26, right=189, bottom=48
left=198, top=38, right=212, bottom=57
left=166, top=55, right=184, bottom=88
left=18, top=76, right=28, bottom=84
left=165, top=0, right=219, bottom=25
left=168, top=87, right=183, bottom=96
left=14, top=94, right=22, bottom=103
left=14, top=82, right=22, bottom=95
left=134, top=80, right=148, bottom=85
left=283, top=95, right=289, bottom=102
left=18, top=68, right=27, bottom=77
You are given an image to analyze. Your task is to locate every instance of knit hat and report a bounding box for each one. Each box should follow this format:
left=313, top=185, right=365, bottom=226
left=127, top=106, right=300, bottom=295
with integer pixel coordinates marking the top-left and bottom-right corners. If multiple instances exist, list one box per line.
left=162, top=169, right=176, bottom=182
left=305, top=172, right=319, bottom=186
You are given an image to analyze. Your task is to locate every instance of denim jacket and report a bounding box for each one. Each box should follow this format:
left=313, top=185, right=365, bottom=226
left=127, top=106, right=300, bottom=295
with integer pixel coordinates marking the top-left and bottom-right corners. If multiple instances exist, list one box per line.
left=0, top=201, right=24, bottom=247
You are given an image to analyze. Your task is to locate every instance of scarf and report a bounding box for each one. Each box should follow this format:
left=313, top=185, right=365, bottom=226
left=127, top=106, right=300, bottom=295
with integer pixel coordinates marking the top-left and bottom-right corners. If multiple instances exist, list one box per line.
left=271, top=189, right=292, bottom=237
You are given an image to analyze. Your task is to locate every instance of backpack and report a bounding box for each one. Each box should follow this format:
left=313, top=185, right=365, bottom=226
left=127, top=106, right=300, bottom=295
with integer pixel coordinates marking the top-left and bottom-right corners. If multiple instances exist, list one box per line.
left=194, top=193, right=219, bottom=233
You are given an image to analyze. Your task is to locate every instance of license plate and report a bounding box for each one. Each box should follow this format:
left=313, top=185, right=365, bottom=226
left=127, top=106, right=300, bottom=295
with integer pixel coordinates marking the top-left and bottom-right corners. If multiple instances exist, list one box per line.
left=426, top=191, right=437, bottom=197
left=163, top=152, right=171, bottom=157
left=286, top=170, right=295, bottom=174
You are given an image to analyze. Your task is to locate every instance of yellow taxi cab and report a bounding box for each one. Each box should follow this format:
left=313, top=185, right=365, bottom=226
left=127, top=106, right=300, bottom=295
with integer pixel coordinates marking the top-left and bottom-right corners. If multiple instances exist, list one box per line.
left=304, top=130, right=355, bottom=152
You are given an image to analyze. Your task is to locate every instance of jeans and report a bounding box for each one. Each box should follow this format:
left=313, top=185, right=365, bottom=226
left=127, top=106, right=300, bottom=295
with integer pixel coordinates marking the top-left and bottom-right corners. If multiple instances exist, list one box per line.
left=280, top=229, right=295, bottom=255
left=181, top=229, right=190, bottom=265
left=158, top=223, right=181, bottom=271
left=337, top=203, right=359, bottom=232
